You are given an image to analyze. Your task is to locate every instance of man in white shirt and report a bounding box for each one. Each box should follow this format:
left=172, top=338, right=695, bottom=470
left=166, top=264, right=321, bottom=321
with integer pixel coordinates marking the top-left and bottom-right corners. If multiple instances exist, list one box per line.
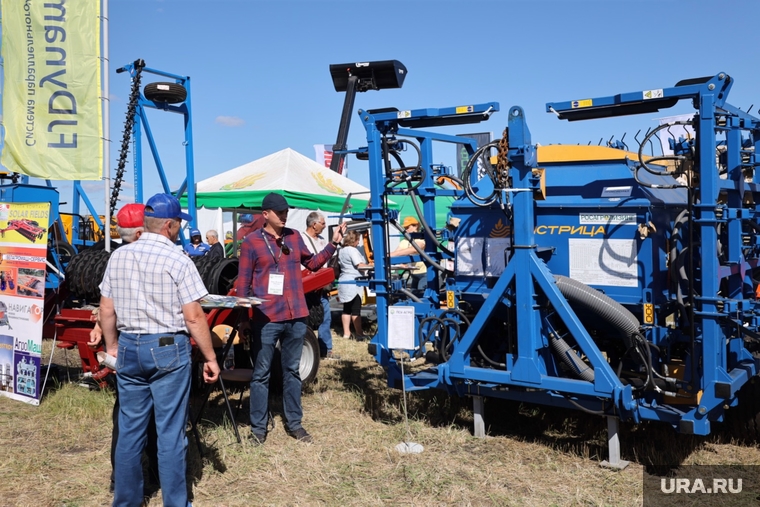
left=300, top=212, right=338, bottom=359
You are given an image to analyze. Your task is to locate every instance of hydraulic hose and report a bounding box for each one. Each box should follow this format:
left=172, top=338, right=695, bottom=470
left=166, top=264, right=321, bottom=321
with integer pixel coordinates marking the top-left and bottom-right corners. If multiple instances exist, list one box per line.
left=549, top=332, right=595, bottom=382
left=390, top=220, right=447, bottom=273
left=461, top=140, right=501, bottom=206
left=406, top=188, right=454, bottom=256
left=400, top=288, right=422, bottom=303
left=637, top=121, right=693, bottom=177
left=554, top=275, right=640, bottom=349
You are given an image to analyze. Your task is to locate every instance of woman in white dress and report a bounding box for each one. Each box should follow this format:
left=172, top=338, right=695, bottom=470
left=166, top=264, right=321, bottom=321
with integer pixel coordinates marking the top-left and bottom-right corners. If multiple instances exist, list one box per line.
left=338, top=230, right=372, bottom=339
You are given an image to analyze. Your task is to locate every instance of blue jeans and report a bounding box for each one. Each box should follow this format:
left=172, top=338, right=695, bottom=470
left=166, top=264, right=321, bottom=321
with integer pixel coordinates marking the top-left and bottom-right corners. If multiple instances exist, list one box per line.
left=249, top=319, right=306, bottom=435
left=114, top=332, right=192, bottom=507
left=318, top=294, right=333, bottom=356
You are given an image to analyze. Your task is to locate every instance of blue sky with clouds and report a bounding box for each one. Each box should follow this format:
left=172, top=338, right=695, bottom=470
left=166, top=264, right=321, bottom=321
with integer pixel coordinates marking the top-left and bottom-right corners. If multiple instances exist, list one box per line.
left=4, top=0, right=760, bottom=212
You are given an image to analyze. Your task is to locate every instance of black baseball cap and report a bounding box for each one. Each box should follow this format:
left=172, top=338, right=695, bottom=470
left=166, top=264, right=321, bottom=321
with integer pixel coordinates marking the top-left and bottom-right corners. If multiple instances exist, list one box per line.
left=261, top=193, right=289, bottom=212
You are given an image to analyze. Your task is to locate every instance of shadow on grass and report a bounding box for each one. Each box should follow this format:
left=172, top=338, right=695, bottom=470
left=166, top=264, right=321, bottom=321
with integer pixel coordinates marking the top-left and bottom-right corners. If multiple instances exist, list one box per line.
left=331, top=357, right=760, bottom=468
left=333, top=358, right=472, bottom=428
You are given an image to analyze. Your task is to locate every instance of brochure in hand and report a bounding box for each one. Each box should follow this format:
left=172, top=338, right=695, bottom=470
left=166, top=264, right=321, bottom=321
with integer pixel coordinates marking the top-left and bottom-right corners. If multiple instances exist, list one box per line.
left=199, top=294, right=266, bottom=309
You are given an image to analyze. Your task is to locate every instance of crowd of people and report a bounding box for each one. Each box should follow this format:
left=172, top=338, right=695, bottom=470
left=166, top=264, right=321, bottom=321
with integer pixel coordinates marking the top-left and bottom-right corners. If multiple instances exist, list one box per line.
left=93, top=191, right=426, bottom=504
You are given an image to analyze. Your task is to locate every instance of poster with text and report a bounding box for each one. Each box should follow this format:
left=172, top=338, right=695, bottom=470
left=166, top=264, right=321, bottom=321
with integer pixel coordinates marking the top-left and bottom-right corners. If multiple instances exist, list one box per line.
left=0, top=202, right=50, bottom=405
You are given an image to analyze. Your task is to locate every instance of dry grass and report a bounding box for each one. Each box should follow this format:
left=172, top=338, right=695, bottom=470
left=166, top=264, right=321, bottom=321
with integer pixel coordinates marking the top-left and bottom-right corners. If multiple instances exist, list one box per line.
left=1, top=334, right=759, bottom=506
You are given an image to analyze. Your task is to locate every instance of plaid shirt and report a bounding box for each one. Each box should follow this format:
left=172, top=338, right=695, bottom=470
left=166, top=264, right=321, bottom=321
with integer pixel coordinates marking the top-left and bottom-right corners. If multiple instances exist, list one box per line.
left=236, top=227, right=335, bottom=322
left=100, top=232, right=208, bottom=334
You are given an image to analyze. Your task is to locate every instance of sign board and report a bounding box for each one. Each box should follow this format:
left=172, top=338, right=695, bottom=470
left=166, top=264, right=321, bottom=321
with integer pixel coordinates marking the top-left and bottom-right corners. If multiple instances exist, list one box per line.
left=0, top=202, right=51, bottom=405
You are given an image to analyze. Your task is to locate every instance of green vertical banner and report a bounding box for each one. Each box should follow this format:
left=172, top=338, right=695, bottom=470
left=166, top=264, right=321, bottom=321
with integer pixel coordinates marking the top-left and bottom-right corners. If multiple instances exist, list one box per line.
left=1, top=0, right=102, bottom=180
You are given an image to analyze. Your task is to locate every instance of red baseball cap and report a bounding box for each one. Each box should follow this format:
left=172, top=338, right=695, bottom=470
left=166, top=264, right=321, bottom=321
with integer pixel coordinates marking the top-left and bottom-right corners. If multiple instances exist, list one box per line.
left=116, top=203, right=145, bottom=228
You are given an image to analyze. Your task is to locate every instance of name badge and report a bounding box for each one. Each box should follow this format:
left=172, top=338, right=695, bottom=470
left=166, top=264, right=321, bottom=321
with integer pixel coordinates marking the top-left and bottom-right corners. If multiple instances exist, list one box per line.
left=268, top=272, right=284, bottom=296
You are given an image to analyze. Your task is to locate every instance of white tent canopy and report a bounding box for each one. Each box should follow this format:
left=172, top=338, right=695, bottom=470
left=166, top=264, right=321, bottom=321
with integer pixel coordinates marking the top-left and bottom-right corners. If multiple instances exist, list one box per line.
left=185, top=147, right=371, bottom=211
left=189, top=148, right=372, bottom=239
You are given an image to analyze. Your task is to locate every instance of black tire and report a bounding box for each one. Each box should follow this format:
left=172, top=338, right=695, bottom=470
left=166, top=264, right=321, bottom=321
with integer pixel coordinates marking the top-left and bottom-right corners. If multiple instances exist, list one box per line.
left=65, top=248, right=111, bottom=301
left=270, top=327, right=320, bottom=390
left=64, top=251, right=88, bottom=296
left=144, top=82, right=187, bottom=104
left=208, top=258, right=239, bottom=295
left=191, top=255, right=217, bottom=290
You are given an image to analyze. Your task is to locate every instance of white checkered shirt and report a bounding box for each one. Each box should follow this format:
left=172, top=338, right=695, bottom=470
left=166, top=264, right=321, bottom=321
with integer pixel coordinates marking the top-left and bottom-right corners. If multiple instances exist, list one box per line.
left=100, top=232, right=208, bottom=334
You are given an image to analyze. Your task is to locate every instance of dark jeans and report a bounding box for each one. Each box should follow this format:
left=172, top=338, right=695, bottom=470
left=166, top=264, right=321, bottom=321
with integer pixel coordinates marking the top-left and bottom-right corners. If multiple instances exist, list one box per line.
left=249, top=318, right=307, bottom=435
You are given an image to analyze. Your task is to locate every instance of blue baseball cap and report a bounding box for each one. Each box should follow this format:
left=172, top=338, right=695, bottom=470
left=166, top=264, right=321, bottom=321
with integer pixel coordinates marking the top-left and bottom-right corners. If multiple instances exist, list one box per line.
left=190, top=228, right=201, bottom=237
left=143, top=193, right=192, bottom=221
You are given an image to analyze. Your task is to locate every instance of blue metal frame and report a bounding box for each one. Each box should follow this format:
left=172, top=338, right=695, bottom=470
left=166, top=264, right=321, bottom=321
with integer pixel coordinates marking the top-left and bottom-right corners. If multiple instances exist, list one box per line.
left=1, top=62, right=198, bottom=290
left=119, top=62, right=198, bottom=243
left=359, top=73, right=760, bottom=436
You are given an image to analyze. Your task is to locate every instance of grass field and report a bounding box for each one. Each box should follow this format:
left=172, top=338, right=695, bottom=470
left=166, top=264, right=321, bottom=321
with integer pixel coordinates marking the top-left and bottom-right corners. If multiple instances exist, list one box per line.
left=1, top=333, right=759, bottom=506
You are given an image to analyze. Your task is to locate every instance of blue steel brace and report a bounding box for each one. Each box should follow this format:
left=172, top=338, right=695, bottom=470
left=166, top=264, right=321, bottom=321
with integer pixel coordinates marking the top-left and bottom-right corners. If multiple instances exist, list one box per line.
left=447, top=107, right=628, bottom=409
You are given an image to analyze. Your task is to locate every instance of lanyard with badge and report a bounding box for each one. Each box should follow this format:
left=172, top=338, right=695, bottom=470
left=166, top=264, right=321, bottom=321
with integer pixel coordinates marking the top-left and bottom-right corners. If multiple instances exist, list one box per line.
left=262, top=230, right=285, bottom=296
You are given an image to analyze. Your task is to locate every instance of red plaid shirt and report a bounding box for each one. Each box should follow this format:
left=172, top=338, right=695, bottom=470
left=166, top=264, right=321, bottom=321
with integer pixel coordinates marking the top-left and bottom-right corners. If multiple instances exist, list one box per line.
left=236, top=227, right=336, bottom=322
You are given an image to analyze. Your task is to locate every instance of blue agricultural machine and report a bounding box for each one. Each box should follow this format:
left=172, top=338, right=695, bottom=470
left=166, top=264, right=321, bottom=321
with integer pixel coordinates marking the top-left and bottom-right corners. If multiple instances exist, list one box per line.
left=345, top=72, right=760, bottom=467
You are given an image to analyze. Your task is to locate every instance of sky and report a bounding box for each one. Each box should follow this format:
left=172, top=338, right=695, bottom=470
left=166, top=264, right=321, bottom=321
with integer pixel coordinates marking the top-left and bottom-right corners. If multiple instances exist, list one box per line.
left=5, top=0, right=760, bottom=214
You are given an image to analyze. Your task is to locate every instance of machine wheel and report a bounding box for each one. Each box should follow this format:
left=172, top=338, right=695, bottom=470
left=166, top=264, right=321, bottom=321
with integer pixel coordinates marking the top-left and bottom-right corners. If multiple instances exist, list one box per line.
left=209, top=258, right=239, bottom=295
left=270, top=327, right=320, bottom=390
left=48, top=240, right=77, bottom=270
left=191, top=255, right=217, bottom=289
left=144, top=82, right=187, bottom=104
left=65, top=248, right=111, bottom=301
left=299, top=327, right=320, bottom=386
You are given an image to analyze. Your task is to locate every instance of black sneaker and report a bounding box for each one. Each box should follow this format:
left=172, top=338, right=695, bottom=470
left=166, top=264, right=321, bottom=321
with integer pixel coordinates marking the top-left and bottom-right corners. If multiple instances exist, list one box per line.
left=250, top=432, right=267, bottom=445
left=287, top=428, right=313, bottom=443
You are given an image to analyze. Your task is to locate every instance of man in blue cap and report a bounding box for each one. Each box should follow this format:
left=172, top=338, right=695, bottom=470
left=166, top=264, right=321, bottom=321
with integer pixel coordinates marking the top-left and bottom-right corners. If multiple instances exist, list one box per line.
left=99, top=192, right=220, bottom=506
left=184, top=227, right=210, bottom=256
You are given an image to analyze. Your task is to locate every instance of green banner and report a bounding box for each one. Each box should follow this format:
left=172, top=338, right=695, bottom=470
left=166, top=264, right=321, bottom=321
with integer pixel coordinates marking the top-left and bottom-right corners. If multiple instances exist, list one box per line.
left=1, top=0, right=102, bottom=180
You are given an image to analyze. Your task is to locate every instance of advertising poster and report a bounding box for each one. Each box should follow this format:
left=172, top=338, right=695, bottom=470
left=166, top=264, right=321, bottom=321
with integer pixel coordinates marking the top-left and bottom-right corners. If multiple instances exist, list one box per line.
left=0, top=202, right=51, bottom=405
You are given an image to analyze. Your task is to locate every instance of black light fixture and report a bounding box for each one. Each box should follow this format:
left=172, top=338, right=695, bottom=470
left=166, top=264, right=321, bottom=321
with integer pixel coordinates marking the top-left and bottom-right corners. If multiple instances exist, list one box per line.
left=328, top=60, right=407, bottom=173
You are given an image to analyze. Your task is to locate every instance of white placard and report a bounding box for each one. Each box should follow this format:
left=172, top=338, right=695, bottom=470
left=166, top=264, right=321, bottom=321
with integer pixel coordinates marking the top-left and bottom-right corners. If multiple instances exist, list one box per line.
left=456, top=237, right=484, bottom=276
left=568, top=238, right=638, bottom=287
left=388, top=306, right=416, bottom=350
left=485, top=237, right=511, bottom=277
left=601, top=186, right=632, bottom=198
left=578, top=213, right=637, bottom=225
